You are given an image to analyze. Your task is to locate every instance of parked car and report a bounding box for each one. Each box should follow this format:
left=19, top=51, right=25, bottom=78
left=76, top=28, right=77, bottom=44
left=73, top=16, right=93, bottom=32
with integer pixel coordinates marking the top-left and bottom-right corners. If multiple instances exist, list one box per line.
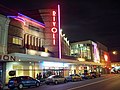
left=66, top=74, right=82, bottom=82
left=45, top=75, right=67, bottom=85
left=0, top=80, right=3, bottom=90
left=80, top=73, right=92, bottom=79
left=90, top=72, right=101, bottom=78
left=8, top=76, right=40, bottom=90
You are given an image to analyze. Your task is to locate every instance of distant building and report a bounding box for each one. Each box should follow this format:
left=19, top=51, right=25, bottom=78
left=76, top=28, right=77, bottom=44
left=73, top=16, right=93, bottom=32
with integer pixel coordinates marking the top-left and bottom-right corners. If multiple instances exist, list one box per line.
left=70, top=40, right=111, bottom=73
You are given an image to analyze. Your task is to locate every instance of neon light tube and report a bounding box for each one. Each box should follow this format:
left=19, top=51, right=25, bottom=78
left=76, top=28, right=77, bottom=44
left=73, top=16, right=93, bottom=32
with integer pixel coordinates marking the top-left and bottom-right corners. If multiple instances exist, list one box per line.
left=58, top=4, right=61, bottom=59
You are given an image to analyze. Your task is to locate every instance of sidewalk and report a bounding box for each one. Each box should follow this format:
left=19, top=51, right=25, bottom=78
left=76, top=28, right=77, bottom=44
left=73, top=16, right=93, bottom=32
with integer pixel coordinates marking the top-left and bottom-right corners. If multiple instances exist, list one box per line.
left=101, top=74, right=109, bottom=77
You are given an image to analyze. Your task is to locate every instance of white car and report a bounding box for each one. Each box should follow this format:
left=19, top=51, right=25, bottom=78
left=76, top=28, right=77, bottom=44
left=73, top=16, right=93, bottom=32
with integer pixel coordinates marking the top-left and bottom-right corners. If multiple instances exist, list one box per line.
left=45, top=75, right=67, bottom=85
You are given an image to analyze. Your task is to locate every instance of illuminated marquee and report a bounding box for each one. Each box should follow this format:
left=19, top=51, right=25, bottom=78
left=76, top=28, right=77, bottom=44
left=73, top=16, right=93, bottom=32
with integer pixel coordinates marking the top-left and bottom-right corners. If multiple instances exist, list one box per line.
left=51, top=11, right=57, bottom=45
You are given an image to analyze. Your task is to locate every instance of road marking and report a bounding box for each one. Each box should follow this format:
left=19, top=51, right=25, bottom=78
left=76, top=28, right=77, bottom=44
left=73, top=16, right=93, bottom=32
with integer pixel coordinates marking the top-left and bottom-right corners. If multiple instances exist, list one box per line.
left=67, top=76, right=117, bottom=90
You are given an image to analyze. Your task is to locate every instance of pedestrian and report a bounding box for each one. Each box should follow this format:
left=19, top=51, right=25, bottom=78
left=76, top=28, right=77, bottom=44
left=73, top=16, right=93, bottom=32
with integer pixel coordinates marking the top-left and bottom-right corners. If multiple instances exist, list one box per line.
left=39, top=73, right=42, bottom=80
left=36, top=73, right=39, bottom=80
left=43, top=73, right=46, bottom=78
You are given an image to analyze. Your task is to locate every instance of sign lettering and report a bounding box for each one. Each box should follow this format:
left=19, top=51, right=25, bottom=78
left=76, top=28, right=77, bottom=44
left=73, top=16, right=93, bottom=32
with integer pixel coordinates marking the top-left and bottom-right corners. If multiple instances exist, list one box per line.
left=0, top=55, right=16, bottom=61
left=51, top=11, right=57, bottom=45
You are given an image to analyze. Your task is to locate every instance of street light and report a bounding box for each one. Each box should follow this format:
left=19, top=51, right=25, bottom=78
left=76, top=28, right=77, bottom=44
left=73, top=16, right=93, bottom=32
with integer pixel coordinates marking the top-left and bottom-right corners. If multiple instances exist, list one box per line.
left=112, top=51, right=117, bottom=55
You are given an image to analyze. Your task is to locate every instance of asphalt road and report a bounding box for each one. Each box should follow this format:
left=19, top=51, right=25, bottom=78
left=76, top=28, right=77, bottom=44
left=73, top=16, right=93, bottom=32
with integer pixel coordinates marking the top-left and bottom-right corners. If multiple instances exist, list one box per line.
left=23, top=74, right=120, bottom=90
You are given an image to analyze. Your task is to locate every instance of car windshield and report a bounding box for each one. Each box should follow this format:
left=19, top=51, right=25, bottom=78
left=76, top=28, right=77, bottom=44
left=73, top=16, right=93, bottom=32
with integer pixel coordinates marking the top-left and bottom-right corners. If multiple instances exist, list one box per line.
left=48, top=75, right=55, bottom=78
left=9, top=77, right=18, bottom=80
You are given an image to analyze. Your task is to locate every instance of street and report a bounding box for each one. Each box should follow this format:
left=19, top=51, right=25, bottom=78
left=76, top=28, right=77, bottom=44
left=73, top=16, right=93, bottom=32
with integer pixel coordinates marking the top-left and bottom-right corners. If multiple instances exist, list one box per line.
left=23, top=74, right=120, bottom=90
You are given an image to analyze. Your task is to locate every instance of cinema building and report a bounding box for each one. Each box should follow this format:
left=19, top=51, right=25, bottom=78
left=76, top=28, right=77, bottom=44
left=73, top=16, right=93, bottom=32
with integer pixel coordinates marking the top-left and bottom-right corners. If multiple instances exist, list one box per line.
left=0, top=5, right=72, bottom=83
left=0, top=4, right=110, bottom=84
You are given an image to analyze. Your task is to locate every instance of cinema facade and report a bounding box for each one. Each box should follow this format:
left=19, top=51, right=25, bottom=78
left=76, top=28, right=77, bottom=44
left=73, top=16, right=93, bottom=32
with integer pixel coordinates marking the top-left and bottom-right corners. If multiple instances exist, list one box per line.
left=0, top=5, right=110, bottom=84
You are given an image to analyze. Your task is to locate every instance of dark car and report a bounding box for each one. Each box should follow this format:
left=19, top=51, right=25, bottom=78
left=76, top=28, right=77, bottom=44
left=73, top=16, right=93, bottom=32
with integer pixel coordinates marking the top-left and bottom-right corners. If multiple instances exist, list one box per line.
left=0, top=80, right=3, bottom=90
left=66, top=74, right=82, bottom=82
left=45, top=75, right=67, bottom=85
left=8, top=76, right=40, bottom=90
left=90, top=72, right=101, bottom=78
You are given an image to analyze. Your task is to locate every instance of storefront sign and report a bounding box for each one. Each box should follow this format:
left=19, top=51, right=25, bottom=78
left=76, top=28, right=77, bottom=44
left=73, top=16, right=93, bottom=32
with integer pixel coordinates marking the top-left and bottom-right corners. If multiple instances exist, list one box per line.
left=42, top=61, right=69, bottom=67
left=51, top=11, right=57, bottom=45
left=0, top=55, right=16, bottom=61
left=9, top=70, right=16, bottom=76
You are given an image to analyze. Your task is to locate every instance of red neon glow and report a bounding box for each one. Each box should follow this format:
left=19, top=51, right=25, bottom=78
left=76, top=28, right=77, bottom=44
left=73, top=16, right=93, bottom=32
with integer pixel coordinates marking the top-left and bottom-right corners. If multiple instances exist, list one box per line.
left=51, top=10, right=57, bottom=45
left=53, top=34, right=55, bottom=38
left=53, top=17, right=56, bottom=21
left=104, top=54, right=108, bottom=61
left=53, top=11, right=56, bottom=16
left=53, top=39, right=55, bottom=45
left=51, top=27, right=57, bottom=33
left=14, top=17, right=26, bottom=25
left=53, top=22, right=56, bottom=26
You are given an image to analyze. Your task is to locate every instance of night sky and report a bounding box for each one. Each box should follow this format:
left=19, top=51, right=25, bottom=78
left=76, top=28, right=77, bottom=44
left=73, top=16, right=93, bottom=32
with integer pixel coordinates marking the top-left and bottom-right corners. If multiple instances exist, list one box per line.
left=1, top=0, right=120, bottom=51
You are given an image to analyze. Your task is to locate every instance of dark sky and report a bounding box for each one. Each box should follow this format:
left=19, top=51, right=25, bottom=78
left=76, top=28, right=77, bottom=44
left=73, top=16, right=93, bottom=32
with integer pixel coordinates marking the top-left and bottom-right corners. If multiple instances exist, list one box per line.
left=1, top=0, right=120, bottom=51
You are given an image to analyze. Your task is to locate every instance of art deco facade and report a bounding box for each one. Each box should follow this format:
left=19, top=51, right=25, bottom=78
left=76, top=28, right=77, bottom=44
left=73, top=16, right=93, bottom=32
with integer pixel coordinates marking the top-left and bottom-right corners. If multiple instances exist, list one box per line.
left=0, top=4, right=71, bottom=84
left=8, top=13, right=46, bottom=56
left=0, top=4, right=110, bottom=84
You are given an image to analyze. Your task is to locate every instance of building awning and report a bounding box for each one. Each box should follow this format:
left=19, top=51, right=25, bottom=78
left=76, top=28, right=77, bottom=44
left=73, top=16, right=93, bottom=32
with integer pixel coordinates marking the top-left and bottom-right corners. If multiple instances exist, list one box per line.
left=9, top=53, right=105, bottom=66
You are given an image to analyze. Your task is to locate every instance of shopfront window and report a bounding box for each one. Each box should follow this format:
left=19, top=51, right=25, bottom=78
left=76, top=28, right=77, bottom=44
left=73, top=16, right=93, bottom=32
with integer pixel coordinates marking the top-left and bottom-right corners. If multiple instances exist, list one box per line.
left=43, top=68, right=64, bottom=78
left=71, top=44, right=91, bottom=60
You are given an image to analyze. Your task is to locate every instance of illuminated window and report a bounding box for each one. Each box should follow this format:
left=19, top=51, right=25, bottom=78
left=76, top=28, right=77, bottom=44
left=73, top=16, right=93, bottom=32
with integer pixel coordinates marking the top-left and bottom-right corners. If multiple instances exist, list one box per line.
left=71, top=50, right=74, bottom=54
left=19, top=39, right=22, bottom=45
left=12, top=37, right=22, bottom=45
left=75, top=49, right=78, bottom=53
left=35, top=37, right=36, bottom=46
left=13, top=38, right=16, bottom=44
left=28, top=35, right=31, bottom=45
left=37, top=38, right=40, bottom=47
left=24, top=34, right=28, bottom=44
left=39, top=38, right=43, bottom=47
left=32, top=36, right=34, bottom=45
left=71, top=44, right=91, bottom=60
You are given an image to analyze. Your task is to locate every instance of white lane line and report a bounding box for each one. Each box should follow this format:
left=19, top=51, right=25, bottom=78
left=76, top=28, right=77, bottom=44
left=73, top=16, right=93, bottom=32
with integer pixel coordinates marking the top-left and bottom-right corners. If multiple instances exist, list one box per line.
left=67, top=76, right=117, bottom=90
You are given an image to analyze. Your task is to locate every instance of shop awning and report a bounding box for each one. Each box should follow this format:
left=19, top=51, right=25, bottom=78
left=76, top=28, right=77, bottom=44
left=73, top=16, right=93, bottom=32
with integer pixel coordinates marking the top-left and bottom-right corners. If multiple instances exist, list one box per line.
left=9, top=53, right=105, bottom=66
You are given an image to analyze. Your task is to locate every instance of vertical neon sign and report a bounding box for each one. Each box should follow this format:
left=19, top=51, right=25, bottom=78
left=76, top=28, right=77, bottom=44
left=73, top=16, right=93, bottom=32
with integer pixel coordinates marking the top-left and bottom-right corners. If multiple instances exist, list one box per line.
left=58, top=5, right=61, bottom=59
left=51, top=11, right=57, bottom=45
